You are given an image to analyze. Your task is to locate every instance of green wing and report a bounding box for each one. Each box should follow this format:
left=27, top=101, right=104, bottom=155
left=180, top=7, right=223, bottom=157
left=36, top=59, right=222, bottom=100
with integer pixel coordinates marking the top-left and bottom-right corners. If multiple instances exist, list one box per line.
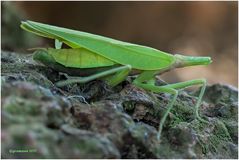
left=21, top=20, right=176, bottom=70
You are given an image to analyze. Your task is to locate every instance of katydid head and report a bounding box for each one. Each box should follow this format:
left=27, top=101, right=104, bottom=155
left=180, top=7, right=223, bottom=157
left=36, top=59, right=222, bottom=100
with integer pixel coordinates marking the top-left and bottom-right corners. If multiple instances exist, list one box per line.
left=174, top=54, right=212, bottom=68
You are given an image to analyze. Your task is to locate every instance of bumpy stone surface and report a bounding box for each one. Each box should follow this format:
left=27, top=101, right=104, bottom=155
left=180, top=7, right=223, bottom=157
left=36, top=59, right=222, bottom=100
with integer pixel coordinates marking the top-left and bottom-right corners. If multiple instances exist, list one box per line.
left=1, top=51, right=238, bottom=159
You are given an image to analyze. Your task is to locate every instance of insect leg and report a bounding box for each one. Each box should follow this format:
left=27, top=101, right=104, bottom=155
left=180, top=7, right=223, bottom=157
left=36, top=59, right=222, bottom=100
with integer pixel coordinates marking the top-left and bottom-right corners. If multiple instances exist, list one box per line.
left=133, top=75, right=178, bottom=140
left=133, top=71, right=207, bottom=140
left=161, top=78, right=208, bottom=123
left=55, top=65, right=131, bottom=87
left=103, top=65, right=132, bottom=86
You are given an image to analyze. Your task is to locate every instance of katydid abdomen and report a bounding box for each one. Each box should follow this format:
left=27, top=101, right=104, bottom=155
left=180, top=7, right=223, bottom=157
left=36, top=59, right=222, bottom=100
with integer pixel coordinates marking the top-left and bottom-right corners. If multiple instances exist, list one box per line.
left=33, top=49, right=142, bottom=77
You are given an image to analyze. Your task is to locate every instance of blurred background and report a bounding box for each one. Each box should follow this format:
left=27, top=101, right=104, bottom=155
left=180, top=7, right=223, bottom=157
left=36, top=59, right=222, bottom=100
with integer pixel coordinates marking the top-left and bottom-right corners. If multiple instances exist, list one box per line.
left=1, top=1, right=238, bottom=87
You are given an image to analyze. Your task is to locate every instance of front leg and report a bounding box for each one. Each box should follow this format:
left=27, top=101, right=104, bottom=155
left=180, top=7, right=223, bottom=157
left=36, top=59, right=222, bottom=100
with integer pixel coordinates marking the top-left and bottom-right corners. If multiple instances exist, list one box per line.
left=133, top=71, right=208, bottom=141
left=160, top=79, right=208, bottom=123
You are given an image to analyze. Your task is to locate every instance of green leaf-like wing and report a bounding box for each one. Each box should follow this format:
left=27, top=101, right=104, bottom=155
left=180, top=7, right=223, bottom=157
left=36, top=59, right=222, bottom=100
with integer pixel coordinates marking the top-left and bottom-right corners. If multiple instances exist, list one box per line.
left=21, top=20, right=176, bottom=70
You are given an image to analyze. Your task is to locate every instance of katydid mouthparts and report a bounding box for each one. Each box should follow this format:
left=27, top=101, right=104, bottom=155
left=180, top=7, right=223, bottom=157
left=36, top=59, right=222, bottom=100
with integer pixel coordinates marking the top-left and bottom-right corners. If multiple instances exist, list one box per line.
left=21, top=20, right=212, bottom=141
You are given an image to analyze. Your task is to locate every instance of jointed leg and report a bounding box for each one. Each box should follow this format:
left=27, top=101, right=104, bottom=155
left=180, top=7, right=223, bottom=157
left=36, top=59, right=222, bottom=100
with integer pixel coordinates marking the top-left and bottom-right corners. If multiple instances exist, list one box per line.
left=56, top=65, right=131, bottom=87
left=103, top=65, right=132, bottom=86
left=161, top=79, right=207, bottom=123
left=133, top=71, right=177, bottom=140
left=134, top=80, right=178, bottom=140
left=133, top=71, right=208, bottom=140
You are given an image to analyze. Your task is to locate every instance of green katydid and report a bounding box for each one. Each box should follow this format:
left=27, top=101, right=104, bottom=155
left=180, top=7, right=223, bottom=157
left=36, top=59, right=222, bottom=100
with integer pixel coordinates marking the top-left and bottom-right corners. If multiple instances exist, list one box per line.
left=20, top=20, right=212, bottom=141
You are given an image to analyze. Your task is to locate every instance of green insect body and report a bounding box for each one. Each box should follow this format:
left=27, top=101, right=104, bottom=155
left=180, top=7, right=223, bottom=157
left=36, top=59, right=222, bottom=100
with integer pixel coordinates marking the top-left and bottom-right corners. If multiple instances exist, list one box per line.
left=21, top=20, right=212, bottom=141
left=33, top=49, right=121, bottom=77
